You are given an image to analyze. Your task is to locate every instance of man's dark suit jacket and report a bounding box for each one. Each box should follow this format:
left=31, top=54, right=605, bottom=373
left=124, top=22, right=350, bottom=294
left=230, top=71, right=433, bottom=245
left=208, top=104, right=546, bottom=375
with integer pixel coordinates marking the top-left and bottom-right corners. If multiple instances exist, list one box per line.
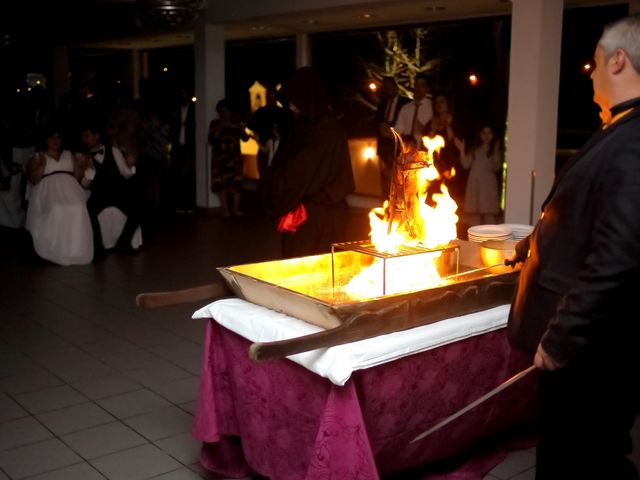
left=89, top=146, right=131, bottom=211
left=375, top=95, right=410, bottom=168
left=507, top=99, right=640, bottom=366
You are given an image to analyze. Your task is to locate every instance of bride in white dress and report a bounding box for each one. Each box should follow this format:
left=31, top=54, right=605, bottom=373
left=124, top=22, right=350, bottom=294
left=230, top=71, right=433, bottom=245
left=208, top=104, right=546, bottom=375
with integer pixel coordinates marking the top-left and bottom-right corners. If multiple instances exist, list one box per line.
left=25, top=128, right=93, bottom=265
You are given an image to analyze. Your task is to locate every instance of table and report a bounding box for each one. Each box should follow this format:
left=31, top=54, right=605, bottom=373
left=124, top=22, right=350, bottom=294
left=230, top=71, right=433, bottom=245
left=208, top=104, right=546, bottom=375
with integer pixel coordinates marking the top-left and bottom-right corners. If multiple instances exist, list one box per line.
left=192, top=300, right=538, bottom=480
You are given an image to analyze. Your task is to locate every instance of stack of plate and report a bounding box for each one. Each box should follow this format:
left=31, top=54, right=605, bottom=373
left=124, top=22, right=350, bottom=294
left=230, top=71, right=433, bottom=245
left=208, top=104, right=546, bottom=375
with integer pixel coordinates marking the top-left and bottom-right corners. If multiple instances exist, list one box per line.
left=467, top=224, right=513, bottom=243
left=500, top=223, right=534, bottom=240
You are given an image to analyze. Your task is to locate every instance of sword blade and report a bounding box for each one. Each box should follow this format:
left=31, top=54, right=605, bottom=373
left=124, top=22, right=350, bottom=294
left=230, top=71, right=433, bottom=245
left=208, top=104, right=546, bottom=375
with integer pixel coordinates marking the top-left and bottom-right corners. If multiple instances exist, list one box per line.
left=410, top=364, right=536, bottom=444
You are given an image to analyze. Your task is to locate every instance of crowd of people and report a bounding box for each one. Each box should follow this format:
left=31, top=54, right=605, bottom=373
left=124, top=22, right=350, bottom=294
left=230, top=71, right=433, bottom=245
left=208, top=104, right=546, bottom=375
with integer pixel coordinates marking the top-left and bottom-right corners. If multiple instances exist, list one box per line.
left=1, top=78, right=196, bottom=265
left=375, top=74, right=505, bottom=231
left=0, top=68, right=508, bottom=265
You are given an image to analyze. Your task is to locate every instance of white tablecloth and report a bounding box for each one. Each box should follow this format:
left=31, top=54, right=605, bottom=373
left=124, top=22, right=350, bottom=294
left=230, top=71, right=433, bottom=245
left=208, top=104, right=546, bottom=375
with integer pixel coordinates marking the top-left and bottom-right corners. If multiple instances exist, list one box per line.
left=193, top=298, right=510, bottom=386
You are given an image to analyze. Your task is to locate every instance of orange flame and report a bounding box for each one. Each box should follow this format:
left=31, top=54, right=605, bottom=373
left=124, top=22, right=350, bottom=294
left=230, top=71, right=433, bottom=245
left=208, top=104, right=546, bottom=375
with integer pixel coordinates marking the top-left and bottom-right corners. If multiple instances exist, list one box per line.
left=345, top=134, right=459, bottom=298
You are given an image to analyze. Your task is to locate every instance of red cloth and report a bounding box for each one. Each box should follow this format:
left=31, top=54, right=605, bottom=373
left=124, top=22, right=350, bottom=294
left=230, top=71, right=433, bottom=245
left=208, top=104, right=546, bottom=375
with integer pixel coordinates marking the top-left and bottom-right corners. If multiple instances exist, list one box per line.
left=193, top=320, right=538, bottom=480
left=276, top=203, right=307, bottom=233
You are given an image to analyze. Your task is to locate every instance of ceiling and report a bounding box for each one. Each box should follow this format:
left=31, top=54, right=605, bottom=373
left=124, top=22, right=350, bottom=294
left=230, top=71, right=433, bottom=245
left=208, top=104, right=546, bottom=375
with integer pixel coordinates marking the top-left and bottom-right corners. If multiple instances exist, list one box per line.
left=1, top=0, right=629, bottom=51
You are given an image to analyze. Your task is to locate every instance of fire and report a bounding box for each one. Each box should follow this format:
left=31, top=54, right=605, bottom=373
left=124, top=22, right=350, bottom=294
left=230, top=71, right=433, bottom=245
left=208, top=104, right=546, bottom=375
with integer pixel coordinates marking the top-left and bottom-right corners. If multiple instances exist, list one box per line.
left=345, top=134, right=459, bottom=298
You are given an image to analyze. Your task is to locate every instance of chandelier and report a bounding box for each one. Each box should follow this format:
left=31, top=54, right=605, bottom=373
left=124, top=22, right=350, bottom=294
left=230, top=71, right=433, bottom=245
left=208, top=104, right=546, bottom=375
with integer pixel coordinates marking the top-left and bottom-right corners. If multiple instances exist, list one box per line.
left=137, top=0, right=206, bottom=27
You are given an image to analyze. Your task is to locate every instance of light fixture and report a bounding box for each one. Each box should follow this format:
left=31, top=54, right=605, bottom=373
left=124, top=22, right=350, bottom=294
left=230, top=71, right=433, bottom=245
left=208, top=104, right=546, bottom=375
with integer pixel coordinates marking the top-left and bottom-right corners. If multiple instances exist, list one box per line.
left=583, top=63, right=592, bottom=73
left=137, top=0, right=205, bottom=27
left=369, top=82, right=377, bottom=92
left=468, top=74, right=479, bottom=86
left=191, top=96, right=197, bottom=102
left=363, top=146, right=376, bottom=161
left=359, top=13, right=374, bottom=19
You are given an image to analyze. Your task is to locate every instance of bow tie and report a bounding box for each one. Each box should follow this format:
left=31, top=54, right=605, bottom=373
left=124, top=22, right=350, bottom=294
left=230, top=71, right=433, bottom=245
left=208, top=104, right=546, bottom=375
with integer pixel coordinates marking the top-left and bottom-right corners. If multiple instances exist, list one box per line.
left=91, top=149, right=104, bottom=156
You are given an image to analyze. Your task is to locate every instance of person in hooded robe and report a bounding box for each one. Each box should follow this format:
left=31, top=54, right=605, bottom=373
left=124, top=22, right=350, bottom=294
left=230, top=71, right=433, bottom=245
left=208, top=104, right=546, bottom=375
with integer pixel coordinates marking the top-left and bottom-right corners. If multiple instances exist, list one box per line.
left=263, top=67, right=355, bottom=259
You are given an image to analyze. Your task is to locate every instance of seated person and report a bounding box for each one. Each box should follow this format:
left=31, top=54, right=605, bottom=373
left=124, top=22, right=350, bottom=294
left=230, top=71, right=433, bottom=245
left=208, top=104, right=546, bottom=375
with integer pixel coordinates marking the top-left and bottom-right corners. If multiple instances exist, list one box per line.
left=25, top=125, right=93, bottom=265
left=81, top=124, right=142, bottom=260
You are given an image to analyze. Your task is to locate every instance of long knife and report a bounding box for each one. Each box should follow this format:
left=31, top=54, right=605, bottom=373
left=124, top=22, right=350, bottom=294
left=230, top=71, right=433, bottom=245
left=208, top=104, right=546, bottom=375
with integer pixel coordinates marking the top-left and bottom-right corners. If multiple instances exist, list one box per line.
left=410, top=364, right=536, bottom=444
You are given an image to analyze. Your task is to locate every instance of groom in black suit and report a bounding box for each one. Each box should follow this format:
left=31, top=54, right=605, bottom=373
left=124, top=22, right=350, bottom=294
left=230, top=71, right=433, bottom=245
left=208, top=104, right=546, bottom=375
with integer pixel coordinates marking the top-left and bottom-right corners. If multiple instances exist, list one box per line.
left=507, top=15, right=640, bottom=480
left=81, top=125, right=142, bottom=260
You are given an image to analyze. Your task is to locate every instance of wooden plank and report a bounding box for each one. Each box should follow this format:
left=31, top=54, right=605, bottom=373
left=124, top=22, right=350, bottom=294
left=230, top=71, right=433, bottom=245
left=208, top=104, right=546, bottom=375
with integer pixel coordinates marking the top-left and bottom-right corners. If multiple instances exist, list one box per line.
left=136, top=282, right=231, bottom=309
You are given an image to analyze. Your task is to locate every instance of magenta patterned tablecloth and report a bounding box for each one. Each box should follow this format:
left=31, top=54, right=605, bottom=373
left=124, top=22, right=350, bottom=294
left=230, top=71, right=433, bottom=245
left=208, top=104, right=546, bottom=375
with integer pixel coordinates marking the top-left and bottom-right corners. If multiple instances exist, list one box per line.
left=192, top=320, right=537, bottom=480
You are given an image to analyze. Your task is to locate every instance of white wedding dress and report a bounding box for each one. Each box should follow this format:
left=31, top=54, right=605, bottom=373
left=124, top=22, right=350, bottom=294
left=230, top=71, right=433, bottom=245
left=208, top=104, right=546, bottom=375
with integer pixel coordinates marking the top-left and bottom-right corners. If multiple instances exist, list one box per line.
left=25, top=151, right=93, bottom=265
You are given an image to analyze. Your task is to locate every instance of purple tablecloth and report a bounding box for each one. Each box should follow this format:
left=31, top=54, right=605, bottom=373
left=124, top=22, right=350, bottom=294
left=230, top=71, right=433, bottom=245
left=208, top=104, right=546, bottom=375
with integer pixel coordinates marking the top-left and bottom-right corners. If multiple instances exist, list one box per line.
left=193, top=319, right=537, bottom=479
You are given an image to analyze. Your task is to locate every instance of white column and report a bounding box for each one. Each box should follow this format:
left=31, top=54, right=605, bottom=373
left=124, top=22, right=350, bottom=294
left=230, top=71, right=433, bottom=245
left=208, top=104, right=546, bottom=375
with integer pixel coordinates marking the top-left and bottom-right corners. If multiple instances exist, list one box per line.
left=504, top=0, right=563, bottom=225
left=296, top=32, right=311, bottom=68
left=194, top=20, right=225, bottom=208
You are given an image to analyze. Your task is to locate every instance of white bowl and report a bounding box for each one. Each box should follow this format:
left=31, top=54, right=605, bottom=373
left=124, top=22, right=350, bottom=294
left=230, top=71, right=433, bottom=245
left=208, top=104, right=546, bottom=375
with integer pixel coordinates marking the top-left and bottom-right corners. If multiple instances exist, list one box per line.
left=479, top=239, right=517, bottom=267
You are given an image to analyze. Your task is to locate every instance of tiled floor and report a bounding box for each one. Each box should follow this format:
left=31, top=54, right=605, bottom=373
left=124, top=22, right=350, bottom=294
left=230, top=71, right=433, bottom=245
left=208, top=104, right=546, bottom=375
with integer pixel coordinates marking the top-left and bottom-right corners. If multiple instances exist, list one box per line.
left=1, top=199, right=638, bottom=480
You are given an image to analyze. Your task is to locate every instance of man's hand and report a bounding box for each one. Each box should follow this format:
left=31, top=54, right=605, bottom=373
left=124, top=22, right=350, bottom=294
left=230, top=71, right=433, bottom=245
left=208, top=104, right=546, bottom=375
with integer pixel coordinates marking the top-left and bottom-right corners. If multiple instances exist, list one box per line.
left=504, top=253, right=523, bottom=268
left=534, top=344, right=560, bottom=371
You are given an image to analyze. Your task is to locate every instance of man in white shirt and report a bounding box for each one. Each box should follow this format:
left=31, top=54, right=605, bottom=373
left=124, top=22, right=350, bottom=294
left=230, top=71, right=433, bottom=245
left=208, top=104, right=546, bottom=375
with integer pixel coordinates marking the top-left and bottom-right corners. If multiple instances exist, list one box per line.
left=81, top=125, right=141, bottom=260
left=394, top=74, right=433, bottom=147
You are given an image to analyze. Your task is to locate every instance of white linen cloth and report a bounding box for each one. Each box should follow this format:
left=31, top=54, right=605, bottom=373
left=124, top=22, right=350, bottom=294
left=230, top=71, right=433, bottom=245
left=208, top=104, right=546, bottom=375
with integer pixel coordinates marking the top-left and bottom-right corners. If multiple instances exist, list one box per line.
left=25, top=151, right=93, bottom=266
left=193, top=298, right=510, bottom=386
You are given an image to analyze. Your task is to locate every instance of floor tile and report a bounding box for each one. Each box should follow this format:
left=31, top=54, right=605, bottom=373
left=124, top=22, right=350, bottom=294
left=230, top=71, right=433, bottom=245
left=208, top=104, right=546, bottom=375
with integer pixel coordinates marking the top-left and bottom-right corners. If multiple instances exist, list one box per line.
left=44, top=357, right=115, bottom=383
left=0, top=438, right=82, bottom=479
left=179, top=401, right=196, bottom=415
left=487, top=448, right=536, bottom=479
left=511, top=467, right=536, bottom=480
left=154, top=432, right=202, bottom=464
left=97, top=389, right=172, bottom=419
left=0, top=396, right=29, bottom=422
left=124, top=406, right=193, bottom=441
left=152, top=467, right=205, bottom=479
left=22, top=462, right=106, bottom=479
left=36, top=402, right=115, bottom=436
left=188, top=462, right=231, bottom=479
left=149, top=376, right=199, bottom=405
left=89, top=443, right=182, bottom=480
left=111, top=324, right=179, bottom=349
left=124, top=361, right=192, bottom=387
left=61, top=421, right=147, bottom=459
left=0, top=352, right=41, bottom=378
left=72, top=374, right=142, bottom=400
left=98, top=348, right=160, bottom=372
left=7, top=329, right=70, bottom=354
left=80, top=337, right=138, bottom=360
left=0, top=368, right=63, bottom=395
left=14, top=384, right=87, bottom=414
left=0, top=417, right=52, bottom=451
left=57, top=326, right=113, bottom=346
left=29, top=345, right=96, bottom=368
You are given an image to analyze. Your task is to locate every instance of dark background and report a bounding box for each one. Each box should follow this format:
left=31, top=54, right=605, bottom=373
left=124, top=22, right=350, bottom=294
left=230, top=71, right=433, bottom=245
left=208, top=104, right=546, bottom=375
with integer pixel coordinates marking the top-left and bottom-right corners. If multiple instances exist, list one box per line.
left=0, top=3, right=630, bottom=150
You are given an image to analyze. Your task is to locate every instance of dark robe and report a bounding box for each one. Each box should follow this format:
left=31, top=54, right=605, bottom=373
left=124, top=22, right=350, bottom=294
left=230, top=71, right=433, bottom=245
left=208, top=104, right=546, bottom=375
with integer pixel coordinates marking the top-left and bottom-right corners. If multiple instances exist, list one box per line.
left=264, top=67, right=355, bottom=258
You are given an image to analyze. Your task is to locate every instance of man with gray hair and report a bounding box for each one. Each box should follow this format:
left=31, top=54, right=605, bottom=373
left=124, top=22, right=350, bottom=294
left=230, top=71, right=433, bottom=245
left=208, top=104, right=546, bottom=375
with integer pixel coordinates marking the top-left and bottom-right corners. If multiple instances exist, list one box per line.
left=506, top=15, right=640, bottom=479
